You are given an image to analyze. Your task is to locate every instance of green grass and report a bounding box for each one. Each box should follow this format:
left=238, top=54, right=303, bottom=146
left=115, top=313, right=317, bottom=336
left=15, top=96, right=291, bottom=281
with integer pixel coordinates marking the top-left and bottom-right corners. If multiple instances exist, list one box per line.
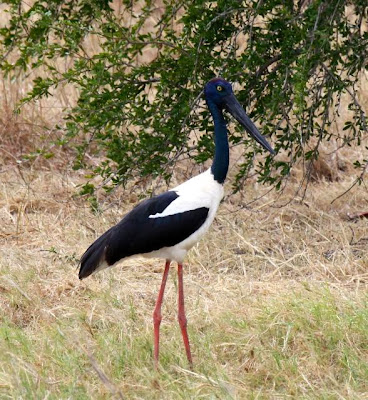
left=1, top=281, right=367, bottom=399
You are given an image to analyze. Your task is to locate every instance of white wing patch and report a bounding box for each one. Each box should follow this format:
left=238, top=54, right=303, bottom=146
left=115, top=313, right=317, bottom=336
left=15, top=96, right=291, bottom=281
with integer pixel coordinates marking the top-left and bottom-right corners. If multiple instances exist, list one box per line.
left=149, top=169, right=224, bottom=219
left=148, top=191, right=208, bottom=219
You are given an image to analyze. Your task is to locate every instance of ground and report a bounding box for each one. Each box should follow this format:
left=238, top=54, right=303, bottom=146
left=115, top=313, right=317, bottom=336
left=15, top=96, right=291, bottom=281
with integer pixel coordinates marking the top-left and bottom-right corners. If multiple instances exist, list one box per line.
left=0, top=154, right=367, bottom=398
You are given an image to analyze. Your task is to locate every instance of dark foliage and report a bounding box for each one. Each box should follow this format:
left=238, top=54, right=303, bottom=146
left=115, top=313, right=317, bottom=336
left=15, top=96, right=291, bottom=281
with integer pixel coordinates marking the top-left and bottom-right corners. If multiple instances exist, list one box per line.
left=1, top=0, right=367, bottom=194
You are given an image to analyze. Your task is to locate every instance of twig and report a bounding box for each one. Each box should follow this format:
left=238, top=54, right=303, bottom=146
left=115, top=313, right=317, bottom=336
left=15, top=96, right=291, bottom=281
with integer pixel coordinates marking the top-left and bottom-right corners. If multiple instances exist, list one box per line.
left=87, top=353, right=125, bottom=400
left=331, top=159, right=368, bottom=204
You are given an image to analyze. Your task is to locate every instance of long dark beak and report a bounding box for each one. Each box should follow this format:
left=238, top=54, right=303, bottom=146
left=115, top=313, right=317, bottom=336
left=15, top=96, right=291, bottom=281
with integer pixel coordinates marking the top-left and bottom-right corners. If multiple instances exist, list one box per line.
left=225, top=93, right=275, bottom=155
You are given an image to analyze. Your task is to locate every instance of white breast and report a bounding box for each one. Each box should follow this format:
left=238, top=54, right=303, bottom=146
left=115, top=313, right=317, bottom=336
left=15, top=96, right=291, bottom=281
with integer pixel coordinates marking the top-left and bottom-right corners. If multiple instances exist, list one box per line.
left=144, top=168, right=224, bottom=262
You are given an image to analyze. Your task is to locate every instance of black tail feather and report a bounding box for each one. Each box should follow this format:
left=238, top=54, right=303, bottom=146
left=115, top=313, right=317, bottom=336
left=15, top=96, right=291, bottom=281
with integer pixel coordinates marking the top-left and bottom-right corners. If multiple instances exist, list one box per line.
left=79, top=229, right=111, bottom=280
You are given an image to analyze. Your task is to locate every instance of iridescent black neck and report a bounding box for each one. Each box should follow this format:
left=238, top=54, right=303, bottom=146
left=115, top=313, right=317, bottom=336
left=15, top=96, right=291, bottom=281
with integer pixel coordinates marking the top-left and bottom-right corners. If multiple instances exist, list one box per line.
left=207, top=101, right=229, bottom=184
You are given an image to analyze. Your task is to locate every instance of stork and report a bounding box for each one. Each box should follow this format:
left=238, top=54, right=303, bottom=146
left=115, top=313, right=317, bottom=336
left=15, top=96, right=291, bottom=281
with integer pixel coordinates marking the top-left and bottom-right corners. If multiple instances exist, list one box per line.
left=79, top=77, right=274, bottom=368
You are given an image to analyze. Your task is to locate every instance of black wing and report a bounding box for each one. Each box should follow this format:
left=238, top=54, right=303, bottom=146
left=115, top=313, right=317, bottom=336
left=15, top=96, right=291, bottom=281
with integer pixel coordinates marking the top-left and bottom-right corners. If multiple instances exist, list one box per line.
left=79, top=191, right=209, bottom=279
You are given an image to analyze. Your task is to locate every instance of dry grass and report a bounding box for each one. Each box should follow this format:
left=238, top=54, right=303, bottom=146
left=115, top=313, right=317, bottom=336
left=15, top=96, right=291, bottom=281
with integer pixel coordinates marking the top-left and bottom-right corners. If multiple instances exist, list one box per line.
left=1, top=149, right=367, bottom=398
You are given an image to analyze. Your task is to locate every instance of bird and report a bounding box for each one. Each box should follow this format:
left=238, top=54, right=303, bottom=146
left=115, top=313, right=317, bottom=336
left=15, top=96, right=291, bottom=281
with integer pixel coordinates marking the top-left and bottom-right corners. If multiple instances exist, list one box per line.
left=79, top=77, right=275, bottom=369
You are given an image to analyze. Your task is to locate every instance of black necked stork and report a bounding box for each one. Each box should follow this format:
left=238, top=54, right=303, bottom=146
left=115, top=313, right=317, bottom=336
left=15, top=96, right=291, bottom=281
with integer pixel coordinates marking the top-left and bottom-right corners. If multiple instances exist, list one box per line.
left=79, top=78, right=274, bottom=368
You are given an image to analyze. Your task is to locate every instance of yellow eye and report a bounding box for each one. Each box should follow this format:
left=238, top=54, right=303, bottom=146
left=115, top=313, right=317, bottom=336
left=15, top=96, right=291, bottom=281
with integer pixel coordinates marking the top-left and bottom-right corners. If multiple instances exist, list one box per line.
left=216, top=85, right=223, bottom=92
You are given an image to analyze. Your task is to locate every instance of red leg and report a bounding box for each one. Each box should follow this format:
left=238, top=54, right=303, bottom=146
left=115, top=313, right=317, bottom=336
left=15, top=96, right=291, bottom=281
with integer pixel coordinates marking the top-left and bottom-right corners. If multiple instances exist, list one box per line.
left=177, top=263, right=193, bottom=367
left=153, top=260, right=170, bottom=369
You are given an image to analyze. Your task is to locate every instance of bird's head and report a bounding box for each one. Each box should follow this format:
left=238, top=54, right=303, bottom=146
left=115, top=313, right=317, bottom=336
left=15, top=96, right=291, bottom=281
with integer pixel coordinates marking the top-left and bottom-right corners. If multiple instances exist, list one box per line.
left=204, top=77, right=274, bottom=155
left=204, top=77, right=234, bottom=107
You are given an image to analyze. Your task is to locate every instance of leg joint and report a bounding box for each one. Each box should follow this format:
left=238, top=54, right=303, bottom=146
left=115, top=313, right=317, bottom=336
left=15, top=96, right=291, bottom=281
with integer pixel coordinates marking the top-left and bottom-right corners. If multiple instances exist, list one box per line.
left=153, top=309, right=162, bottom=325
left=178, top=313, right=187, bottom=328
